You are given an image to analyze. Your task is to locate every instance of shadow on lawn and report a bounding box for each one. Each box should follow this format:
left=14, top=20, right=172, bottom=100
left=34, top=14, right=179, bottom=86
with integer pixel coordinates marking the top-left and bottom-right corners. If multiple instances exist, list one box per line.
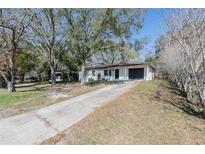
left=158, top=82, right=204, bottom=120
left=17, top=84, right=51, bottom=92
left=15, top=83, right=39, bottom=88
left=86, top=80, right=125, bottom=87
left=162, top=82, right=187, bottom=97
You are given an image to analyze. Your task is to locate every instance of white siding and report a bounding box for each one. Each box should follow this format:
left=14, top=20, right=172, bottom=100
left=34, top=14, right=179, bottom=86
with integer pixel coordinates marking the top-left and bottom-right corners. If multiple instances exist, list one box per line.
left=145, top=66, right=154, bottom=80
left=86, top=69, right=104, bottom=81
left=110, top=69, right=115, bottom=80
left=119, top=68, right=125, bottom=80
left=80, top=64, right=154, bottom=82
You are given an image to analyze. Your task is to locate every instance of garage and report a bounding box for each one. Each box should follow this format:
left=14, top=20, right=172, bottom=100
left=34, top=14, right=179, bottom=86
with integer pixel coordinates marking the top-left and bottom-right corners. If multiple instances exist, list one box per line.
left=128, top=68, right=144, bottom=79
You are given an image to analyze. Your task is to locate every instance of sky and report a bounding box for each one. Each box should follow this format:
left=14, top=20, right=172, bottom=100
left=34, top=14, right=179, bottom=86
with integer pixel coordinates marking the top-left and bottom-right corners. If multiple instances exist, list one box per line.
left=137, top=8, right=169, bottom=60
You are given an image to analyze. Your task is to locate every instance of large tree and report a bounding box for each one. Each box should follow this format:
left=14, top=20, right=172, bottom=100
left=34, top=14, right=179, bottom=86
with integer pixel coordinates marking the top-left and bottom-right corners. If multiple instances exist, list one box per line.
left=30, top=9, right=67, bottom=84
left=94, top=42, right=138, bottom=65
left=0, top=9, right=34, bottom=92
left=62, top=8, right=144, bottom=85
left=16, top=45, right=36, bottom=82
left=60, top=51, right=79, bottom=82
left=158, top=9, right=205, bottom=116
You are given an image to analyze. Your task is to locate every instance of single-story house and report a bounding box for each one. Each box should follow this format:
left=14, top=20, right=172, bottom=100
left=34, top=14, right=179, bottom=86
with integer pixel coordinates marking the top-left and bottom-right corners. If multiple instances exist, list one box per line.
left=79, top=62, right=155, bottom=82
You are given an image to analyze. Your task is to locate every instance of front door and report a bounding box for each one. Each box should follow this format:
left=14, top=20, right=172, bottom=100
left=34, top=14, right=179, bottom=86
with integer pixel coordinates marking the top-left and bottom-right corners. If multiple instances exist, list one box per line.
left=115, top=69, right=119, bottom=79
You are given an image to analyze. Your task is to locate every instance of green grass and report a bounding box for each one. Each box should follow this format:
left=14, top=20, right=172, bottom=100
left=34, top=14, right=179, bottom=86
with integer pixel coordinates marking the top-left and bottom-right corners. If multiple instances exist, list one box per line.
left=0, top=88, right=49, bottom=118
left=136, top=80, right=159, bottom=92
left=0, top=89, right=44, bottom=107
left=0, top=82, right=108, bottom=118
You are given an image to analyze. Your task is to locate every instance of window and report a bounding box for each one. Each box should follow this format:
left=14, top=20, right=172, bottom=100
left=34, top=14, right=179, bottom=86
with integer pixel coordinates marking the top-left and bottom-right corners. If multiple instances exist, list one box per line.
left=92, top=71, right=95, bottom=76
left=104, top=70, right=108, bottom=76
left=104, top=70, right=111, bottom=76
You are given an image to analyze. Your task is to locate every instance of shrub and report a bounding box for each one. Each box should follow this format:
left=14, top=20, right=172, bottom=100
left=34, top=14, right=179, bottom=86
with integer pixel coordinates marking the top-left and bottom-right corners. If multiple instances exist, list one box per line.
left=0, top=80, right=7, bottom=88
left=87, top=78, right=96, bottom=85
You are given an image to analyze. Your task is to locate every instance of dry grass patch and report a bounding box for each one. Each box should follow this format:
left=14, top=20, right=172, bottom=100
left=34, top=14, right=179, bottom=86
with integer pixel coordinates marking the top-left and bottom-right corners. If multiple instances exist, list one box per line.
left=0, top=82, right=107, bottom=118
left=42, top=80, right=205, bottom=144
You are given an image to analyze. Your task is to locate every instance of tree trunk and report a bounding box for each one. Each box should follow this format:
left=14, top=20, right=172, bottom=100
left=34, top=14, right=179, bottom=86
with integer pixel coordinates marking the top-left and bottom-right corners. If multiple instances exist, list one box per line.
left=202, top=89, right=205, bottom=118
left=203, top=102, right=205, bottom=118
left=7, top=80, right=15, bottom=92
left=67, top=69, right=71, bottom=83
left=2, top=73, right=16, bottom=92
left=80, top=60, right=86, bottom=86
left=7, top=69, right=16, bottom=92
left=50, top=66, right=56, bottom=85
left=38, top=73, right=42, bottom=82
left=20, top=74, right=25, bottom=83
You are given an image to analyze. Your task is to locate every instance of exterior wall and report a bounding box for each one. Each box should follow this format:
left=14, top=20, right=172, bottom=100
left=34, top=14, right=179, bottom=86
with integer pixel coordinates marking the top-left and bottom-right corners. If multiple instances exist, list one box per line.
left=145, top=65, right=154, bottom=80
left=119, top=67, right=126, bottom=80
left=79, top=64, right=154, bottom=82
left=85, top=69, right=104, bottom=81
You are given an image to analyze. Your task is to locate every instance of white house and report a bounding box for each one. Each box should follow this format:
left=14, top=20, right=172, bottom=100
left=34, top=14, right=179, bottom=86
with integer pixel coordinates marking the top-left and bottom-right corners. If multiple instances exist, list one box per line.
left=79, top=62, right=155, bottom=82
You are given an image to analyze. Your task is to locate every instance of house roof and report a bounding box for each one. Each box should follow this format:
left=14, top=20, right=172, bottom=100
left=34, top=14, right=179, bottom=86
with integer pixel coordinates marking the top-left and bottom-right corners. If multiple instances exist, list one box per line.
left=88, top=62, right=156, bottom=70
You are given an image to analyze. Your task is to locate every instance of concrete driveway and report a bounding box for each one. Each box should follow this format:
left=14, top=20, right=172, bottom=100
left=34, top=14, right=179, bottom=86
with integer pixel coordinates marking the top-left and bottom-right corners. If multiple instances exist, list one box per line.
left=0, top=81, right=136, bottom=144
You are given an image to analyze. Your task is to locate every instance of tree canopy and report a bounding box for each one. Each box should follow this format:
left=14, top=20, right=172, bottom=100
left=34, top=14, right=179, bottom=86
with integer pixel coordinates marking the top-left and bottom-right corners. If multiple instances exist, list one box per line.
left=0, top=8, right=145, bottom=91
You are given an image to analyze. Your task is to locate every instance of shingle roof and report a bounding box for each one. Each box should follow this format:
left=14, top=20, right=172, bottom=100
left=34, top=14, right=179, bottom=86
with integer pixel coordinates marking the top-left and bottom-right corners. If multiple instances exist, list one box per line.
left=88, top=62, right=156, bottom=70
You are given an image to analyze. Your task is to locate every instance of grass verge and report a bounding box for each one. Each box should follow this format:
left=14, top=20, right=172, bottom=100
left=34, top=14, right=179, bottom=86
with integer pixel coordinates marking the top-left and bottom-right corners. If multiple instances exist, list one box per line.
left=0, top=82, right=107, bottom=118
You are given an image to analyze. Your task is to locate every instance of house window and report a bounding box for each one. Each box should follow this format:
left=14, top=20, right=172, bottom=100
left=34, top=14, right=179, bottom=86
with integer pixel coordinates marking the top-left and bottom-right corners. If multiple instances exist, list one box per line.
left=92, top=71, right=95, bottom=76
left=109, top=70, right=111, bottom=76
left=104, top=70, right=108, bottom=76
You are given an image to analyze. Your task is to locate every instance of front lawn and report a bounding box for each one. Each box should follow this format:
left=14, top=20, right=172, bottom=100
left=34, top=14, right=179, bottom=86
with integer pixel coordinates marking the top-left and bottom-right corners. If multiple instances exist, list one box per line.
left=0, top=82, right=107, bottom=118
left=42, top=80, right=205, bottom=144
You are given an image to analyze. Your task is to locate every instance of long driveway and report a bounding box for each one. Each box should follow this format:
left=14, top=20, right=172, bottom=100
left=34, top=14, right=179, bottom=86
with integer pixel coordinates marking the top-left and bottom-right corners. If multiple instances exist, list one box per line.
left=0, top=81, right=136, bottom=144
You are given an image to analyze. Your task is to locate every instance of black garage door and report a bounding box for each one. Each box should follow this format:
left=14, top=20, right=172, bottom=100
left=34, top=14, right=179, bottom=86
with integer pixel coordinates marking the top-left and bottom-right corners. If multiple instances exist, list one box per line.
left=129, top=68, right=144, bottom=79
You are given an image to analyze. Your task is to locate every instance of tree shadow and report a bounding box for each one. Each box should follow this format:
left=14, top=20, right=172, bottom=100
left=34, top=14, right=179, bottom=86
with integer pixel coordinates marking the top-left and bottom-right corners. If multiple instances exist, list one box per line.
left=158, top=82, right=204, bottom=120
left=162, top=97, right=204, bottom=119
left=17, top=84, right=51, bottom=92
left=15, top=83, right=39, bottom=88
left=161, top=82, right=187, bottom=97
left=86, top=80, right=125, bottom=86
